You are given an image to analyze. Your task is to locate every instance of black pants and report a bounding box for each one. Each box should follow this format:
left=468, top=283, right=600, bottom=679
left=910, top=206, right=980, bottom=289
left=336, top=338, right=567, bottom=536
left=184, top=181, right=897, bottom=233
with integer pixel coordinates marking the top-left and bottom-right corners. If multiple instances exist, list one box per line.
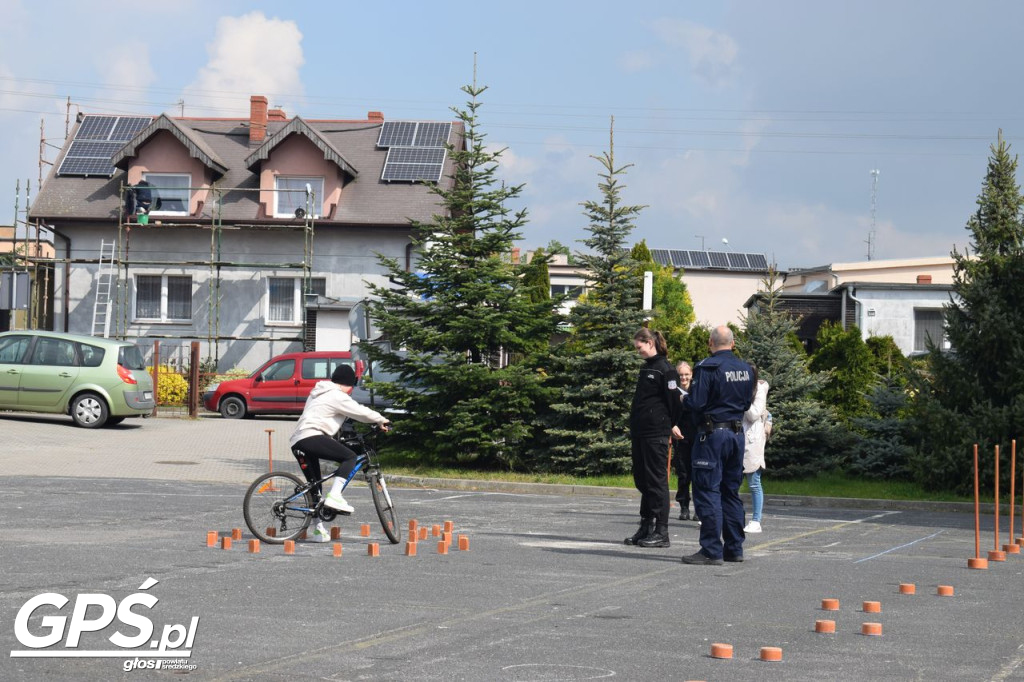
left=631, top=434, right=670, bottom=527
left=291, top=434, right=359, bottom=500
left=673, top=438, right=693, bottom=508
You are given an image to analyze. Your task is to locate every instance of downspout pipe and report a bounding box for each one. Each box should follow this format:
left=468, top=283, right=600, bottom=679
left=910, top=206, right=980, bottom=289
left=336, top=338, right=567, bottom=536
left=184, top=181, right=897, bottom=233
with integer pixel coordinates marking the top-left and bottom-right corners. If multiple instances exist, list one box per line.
left=845, top=286, right=865, bottom=340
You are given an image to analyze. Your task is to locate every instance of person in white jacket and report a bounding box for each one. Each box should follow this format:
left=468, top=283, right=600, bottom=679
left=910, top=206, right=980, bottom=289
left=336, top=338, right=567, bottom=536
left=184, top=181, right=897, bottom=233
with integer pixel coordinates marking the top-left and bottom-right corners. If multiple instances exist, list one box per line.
left=742, top=376, right=770, bottom=533
left=288, top=364, right=390, bottom=542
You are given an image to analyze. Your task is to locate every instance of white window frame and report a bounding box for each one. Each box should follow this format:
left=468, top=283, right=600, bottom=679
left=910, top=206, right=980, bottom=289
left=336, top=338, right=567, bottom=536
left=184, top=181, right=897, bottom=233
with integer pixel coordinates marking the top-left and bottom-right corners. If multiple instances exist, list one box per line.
left=142, top=173, right=191, bottom=216
left=274, top=176, right=324, bottom=218
left=134, top=274, right=193, bottom=323
left=266, top=276, right=326, bottom=325
left=913, top=308, right=945, bottom=352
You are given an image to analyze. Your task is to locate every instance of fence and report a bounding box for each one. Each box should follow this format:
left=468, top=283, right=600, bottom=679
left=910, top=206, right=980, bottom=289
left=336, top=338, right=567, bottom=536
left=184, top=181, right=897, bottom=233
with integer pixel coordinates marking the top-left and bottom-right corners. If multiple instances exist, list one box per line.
left=140, top=340, right=217, bottom=418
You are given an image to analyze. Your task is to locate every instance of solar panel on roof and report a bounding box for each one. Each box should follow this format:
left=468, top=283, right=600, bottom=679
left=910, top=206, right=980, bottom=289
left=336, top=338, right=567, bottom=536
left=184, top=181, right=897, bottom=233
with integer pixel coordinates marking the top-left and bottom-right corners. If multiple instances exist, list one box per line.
left=747, top=254, right=769, bottom=269
left=57, top=114, right=154, bottom=177
left=413, top=122, right=452, bottom=147
left=688, top=250, right=710, bottom=268
left=669, top=250, right=691, bottom=268
left=76, top=116, right=118, bottom=140
left=708, top=251, right=729, bottom=268
left=112, top=116, right=152, bottom=140
left=381, top=146, right=447, bottom=182
left=651, top=249, right=671, bottom=266
left=727, top=253, right=749, bottom=269
left=377, top=121, right=416, bottom=147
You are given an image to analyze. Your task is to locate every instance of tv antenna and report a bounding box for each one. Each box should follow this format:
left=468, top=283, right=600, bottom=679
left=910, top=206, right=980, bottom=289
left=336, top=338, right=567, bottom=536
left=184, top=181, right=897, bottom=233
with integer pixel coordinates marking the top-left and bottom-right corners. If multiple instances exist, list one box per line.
left=867, top=169, right=880, bottom=260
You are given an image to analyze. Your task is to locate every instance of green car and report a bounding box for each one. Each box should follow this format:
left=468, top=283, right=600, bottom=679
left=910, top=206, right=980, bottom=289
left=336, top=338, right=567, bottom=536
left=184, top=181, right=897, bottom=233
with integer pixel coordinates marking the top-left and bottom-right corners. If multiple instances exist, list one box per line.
left=0, top=331, right=155, bottom=428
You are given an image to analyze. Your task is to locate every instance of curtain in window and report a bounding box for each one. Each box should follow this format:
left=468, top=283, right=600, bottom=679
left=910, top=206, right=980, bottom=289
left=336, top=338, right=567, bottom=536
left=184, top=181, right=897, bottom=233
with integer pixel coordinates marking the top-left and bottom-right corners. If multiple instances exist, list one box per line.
left=137, top=276, right=161, bottom=319
left=914, top=310, right=944, bottom=351
left=269, top=278, right=293, bottom=322
left=167, top=276, right=192, bottom=319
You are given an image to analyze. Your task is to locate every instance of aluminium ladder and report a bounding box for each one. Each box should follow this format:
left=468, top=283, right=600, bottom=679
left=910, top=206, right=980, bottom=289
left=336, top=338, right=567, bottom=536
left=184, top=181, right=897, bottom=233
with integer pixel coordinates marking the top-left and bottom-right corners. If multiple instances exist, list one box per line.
left=90, top=240, right=116, bottom=338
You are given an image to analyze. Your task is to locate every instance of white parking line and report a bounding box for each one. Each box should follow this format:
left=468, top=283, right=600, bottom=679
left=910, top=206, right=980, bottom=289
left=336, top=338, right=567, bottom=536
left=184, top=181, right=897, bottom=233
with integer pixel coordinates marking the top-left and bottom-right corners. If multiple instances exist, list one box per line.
left=853, top=529, right=947, bottom=563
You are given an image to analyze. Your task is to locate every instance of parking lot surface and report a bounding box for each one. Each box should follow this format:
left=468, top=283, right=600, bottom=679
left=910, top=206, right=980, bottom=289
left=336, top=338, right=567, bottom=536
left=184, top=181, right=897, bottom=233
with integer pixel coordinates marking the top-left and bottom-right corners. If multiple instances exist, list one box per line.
left=2, top=413, right=1024, bottom=681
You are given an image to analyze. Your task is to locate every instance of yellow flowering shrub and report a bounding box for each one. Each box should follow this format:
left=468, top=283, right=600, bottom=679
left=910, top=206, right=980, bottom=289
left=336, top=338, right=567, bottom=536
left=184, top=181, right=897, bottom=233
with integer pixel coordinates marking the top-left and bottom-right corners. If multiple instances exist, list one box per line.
left=148, top=365, right=189, bottom=406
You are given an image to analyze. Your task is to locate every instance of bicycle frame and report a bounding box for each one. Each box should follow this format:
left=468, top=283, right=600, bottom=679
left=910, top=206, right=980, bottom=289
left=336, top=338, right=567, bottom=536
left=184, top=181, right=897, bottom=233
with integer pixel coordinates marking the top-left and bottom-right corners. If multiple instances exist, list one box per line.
left=279, top=453, right=369, bottom=515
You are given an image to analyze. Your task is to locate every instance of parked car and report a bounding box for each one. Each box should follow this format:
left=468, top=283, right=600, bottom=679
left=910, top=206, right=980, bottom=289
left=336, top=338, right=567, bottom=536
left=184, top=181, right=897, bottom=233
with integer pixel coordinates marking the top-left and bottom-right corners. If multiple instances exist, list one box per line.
left=0, top=330, right=155, bottom=428
left=202, top=351, right=361, bottom=419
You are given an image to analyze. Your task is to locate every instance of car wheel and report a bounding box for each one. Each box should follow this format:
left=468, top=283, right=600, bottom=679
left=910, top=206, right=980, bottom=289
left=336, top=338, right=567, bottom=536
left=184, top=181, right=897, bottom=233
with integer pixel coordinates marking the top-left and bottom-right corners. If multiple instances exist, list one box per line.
left=71, top=393, right=108, bottom=428
left=220, top=396, right=247, bottom=419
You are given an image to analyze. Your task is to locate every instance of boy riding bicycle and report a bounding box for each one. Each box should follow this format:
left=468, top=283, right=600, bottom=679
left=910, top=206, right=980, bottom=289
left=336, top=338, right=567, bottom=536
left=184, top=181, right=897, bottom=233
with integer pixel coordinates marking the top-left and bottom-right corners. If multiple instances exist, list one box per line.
left=288, top=364, right=390, bottom=542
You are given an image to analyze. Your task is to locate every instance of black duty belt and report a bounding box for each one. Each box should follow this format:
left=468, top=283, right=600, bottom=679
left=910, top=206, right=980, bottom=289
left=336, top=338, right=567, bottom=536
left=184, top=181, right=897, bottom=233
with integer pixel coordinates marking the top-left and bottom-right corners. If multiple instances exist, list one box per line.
left=703, top=421, right=742, bottom=433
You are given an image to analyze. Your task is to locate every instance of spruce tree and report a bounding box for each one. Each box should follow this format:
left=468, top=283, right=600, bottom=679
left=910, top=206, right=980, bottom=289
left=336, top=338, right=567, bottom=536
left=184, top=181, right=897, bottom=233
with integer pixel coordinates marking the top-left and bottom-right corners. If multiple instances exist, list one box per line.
left=365, top=80, right=559, bottom=468
left=911, top=132, right=1024, bottom=492
left=737, top=270, right=844, bottom=478
left=808, top=321, right=876, bottom=422
left=540, top=120, right=647, bottom=474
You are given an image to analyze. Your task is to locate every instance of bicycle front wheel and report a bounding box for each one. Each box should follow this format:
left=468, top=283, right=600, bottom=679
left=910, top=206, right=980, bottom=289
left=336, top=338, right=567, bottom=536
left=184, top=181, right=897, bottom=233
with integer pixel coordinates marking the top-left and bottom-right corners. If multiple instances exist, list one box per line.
left=243, top=472, right=312, bottom=544
left=367, top=470, right=401, bottom=544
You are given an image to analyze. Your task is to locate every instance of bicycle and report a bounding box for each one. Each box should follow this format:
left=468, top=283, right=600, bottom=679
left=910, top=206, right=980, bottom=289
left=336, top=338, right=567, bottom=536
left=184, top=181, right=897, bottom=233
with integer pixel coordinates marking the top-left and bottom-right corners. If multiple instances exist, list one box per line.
left=242, top=421, right=401, bottom=544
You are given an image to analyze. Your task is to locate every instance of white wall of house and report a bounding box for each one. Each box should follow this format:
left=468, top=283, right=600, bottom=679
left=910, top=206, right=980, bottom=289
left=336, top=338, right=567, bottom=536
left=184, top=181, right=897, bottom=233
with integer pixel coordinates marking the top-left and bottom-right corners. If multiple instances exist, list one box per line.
left=683, top=270, right=765, bottom=327
left=53, top=224, right=409, bottom=371
left=845, top=287, right=956, bottom=355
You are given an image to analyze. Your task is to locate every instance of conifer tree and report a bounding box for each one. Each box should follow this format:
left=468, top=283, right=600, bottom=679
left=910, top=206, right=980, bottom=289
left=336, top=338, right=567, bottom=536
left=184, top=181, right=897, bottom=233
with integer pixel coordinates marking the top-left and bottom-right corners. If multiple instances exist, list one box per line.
left=365, top=80, right=559, bottom=468
left=737, top=270, right=843, bottom=478
left=809, top=321, right=876, bottom=422
left=911, top=132, right=1024, bottom=492
left=540, top=120, right=647, bottom=474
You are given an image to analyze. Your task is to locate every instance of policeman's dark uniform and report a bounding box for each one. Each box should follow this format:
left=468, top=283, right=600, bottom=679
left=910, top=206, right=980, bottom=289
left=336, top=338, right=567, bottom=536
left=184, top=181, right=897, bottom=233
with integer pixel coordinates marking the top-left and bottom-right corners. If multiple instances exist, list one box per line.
left=627, top=353, right=682, bottom=545
left=683, top=349, right=754, bottom=561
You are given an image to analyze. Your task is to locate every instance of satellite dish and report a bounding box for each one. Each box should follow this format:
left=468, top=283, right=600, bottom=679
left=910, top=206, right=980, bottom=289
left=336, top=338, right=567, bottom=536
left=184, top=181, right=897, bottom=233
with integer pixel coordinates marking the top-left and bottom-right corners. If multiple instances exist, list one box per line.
left=294, top=207, right=306, bottom=219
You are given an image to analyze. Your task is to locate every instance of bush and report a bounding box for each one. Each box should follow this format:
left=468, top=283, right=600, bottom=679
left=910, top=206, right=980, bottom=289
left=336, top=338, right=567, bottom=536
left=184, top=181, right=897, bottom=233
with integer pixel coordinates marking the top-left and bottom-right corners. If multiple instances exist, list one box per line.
left=149, top=365, right=189, bottom=406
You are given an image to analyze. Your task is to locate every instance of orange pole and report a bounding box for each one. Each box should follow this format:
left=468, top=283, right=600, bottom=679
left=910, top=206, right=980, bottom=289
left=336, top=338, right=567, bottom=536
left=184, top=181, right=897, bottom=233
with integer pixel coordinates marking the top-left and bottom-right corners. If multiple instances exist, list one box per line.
left=1010, top=440, right=1017, bottom=546
left=265, top=428, right=274, bottom=472
left=994, top=444, right=1000, bottom=551
left=974, top=444, right=981, bottom=560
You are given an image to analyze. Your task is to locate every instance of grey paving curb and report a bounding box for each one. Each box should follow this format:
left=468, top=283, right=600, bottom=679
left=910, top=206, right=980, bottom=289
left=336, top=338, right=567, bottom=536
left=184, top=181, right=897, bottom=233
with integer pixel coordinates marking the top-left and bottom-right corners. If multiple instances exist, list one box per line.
left=389, top=475, right=1001, bottom=515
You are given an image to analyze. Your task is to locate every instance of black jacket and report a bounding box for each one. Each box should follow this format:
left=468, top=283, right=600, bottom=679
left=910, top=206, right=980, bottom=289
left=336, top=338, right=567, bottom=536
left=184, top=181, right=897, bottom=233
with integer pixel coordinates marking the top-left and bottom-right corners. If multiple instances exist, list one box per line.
left=630, top=354, right=682, bottom=437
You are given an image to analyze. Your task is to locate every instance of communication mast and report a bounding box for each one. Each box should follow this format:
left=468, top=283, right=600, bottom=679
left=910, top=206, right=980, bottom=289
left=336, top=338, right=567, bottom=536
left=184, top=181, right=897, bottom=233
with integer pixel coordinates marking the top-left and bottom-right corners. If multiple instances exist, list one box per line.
left=866, top=169, right=880, bottom=260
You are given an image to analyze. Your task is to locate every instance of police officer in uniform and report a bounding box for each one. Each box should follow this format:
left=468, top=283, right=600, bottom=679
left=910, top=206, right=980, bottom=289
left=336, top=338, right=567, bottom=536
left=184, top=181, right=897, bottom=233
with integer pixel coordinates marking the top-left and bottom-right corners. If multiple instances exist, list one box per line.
left=680, top=325, right=754, bottom=565
left=624, top=328, right=682, bottom=548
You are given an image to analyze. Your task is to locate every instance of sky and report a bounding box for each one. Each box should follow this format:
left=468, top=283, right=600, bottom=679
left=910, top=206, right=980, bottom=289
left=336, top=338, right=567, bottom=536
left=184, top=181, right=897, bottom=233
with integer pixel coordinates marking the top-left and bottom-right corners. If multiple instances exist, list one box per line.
left=2, top=0, right=1024, bottom=270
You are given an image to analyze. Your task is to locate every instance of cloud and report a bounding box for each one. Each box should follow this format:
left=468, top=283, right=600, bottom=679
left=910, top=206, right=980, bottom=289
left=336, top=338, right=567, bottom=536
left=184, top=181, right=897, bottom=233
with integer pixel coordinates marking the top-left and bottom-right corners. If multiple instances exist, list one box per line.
left=650, top=18, right=739, bottom=88
left=182, top=11, right=304, bottom=115
left=620, top=50, right=658, bottom=73
left=95, top=41, right=156, bottom=93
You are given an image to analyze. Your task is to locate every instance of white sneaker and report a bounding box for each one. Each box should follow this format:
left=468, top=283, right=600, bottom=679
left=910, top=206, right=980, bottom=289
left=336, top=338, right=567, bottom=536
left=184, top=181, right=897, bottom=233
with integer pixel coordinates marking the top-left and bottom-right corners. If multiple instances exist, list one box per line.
left=744, top=520, right=762, bottom=533
left=324, top=491, right=354, bottom=514
left=309, top=521, right=331, bottom=543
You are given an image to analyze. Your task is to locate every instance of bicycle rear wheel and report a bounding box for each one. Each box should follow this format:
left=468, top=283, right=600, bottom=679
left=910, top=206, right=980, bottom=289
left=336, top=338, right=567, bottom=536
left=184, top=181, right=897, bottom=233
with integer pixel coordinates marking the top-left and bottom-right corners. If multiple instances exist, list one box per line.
left=367, top=470, right=401, bottom=544
left=243, top=472, right=312, bottom=544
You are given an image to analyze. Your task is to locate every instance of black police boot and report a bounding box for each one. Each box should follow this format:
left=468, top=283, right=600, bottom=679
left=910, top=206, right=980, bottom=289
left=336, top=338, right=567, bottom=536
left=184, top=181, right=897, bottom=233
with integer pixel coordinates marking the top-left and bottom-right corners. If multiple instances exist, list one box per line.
left=638, top=523, right=670, bottom=548
left=624, top=518, right=652, bottom=545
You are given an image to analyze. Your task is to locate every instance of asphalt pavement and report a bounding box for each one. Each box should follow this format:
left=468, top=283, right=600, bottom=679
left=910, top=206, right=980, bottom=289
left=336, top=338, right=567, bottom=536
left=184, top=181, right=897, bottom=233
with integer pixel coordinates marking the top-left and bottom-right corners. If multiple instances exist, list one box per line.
left=2, top=411, right=1024, bottom=681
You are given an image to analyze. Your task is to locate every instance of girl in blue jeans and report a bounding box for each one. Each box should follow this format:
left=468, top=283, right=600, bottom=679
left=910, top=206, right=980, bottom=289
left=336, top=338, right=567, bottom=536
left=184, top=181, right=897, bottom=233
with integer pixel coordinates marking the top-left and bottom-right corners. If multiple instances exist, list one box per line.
left=742, top=378, right=771, bottom=533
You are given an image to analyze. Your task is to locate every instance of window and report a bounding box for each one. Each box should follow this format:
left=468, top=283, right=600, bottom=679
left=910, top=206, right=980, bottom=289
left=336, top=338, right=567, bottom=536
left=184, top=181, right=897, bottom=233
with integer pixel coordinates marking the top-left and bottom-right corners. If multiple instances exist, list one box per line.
left=0, top=334, right=30, bottom=363
left=275, top=176, right=324, bottom=218
left=77, top=343, right=106, bottom=367
left=135, top=275, right=192, bottom=322
left=301, top=357, right=353, bottom=380
left=914, top=309, right=945, bottom=352
left=267, top=277, right=326, bottom=324
left=550, top=284, right=584, bottom=299
left=143, top=173, right=190, bottom=215
left=29, top=337, right=77, bottom=366
left=260, top=359, right=295, bottom=381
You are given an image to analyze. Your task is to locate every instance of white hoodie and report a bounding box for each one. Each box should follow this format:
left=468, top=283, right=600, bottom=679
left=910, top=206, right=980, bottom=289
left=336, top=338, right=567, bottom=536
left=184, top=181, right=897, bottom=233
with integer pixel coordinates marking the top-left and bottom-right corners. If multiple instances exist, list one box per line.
left=742, top=379, right=770, bottom=473
left=289, top=380, right=390, bottom=447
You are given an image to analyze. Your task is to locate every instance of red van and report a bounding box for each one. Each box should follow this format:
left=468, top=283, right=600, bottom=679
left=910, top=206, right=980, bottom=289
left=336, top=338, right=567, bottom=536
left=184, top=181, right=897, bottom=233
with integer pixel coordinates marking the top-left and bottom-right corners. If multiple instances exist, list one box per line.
left=202, top=351, right=362, bottom=419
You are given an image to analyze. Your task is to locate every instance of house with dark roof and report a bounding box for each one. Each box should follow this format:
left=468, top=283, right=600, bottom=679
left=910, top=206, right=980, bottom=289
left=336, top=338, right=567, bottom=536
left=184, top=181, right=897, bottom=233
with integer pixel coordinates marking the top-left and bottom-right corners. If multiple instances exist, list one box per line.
left=28, top=95, right=462, bottom=370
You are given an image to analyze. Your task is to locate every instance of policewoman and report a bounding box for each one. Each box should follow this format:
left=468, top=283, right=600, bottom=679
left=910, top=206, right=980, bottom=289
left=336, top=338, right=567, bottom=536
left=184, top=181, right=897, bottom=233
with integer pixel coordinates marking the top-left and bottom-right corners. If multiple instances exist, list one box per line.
left=625, top=328, right=682, bottom=548
left=680, top=325, right=754, bottom=565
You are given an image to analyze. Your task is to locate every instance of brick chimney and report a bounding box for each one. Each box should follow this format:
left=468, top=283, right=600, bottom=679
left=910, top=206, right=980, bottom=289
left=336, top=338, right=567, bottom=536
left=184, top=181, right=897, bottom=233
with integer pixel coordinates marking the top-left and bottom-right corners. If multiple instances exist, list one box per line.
left=250, top=95, right=268, bottom=143
left=917, top=274, right=932, bottom=284
left=268, top=108, right=287, bottom=122
left=511, top=247, right=521, bottom=264
left=367, top=111, right=384, bottom=122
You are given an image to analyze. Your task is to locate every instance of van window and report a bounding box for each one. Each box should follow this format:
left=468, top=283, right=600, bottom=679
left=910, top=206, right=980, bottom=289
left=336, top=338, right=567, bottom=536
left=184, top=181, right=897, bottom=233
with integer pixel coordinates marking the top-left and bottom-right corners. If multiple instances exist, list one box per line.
left=30, top=337, right=77, bottom=366
left=117, top=345, right=146, bottom=370
left=78, top=343, right=106, bottom=367
left=261, top=359, right=295, bottom=381
left=302, top=358, right=331, bottom=380
left=0, top=335, right=31, bottom=363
